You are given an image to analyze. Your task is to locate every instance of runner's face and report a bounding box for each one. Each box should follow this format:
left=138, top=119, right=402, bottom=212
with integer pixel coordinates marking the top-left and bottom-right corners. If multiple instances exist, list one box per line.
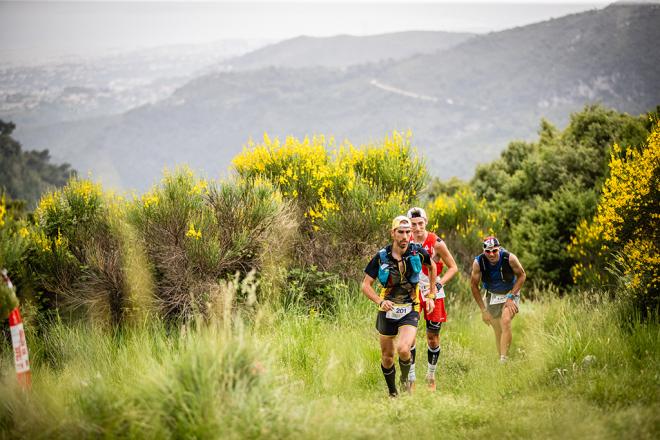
left=484, top=247, right=500, bottom=263
left=392, top=228, right=412, bottom=250
left=410, top=217, right=426, bottom=238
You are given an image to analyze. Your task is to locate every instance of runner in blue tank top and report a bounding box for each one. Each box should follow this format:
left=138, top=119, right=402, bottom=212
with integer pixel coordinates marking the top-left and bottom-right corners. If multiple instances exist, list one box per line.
left=470, top=236, right=526, bottom=363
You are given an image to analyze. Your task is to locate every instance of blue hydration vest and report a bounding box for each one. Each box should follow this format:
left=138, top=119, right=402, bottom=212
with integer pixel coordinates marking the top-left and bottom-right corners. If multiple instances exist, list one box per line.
left=476, top=250, right=516, bottom=293
left=378, top=244, right=423, bottom=287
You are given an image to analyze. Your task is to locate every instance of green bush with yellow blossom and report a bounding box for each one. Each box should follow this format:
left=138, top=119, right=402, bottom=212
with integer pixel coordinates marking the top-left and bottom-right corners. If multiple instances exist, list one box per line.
left=0, top=194, right=27, bottom=318
left=471, top=105, right=651, bottom=287
left=24, top=178, right=137, bottom=325
left=232, top=131, right=427, bottom=276
left=0, top=194, right=30, bottom=275
left=569, top=120, right=660, bottom=313
left=128, top=168, right=293, bottom=321
left=424, top=183, right=505, bottom=274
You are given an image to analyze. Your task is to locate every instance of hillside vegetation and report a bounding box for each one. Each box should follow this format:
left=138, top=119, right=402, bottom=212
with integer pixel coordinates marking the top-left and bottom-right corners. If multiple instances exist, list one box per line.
left=0, top=107, right=658, bottom=438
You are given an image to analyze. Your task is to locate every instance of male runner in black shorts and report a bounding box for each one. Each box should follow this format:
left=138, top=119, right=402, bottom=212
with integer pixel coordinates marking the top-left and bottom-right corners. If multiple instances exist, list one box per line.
left=361, top=215, right=437, bottom=397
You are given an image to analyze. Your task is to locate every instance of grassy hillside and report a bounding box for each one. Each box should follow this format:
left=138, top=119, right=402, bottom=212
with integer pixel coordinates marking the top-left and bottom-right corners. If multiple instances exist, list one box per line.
left=1, top=115, right=658, bottom=438
left=1, top=289, right=658, bottom=438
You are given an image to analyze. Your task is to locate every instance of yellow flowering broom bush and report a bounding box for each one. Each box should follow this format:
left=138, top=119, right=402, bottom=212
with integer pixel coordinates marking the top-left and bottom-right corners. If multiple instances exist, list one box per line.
left=25, top=177, right=139, bottom=325
left=425, top=184, right=505, bottom=272
left=0, top=195, right=29, bottom=270
left=232, top=131, right=427, bottom=273
left=569, top=121, right=660, bottom=312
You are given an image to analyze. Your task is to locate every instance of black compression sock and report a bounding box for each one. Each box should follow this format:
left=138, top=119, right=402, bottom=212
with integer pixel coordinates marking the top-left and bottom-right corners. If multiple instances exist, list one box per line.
left=399, top=357, right=411, bottom=385
left=428, top=346, right=441, bottom=365
left=381, top=364, right=397, bottom=396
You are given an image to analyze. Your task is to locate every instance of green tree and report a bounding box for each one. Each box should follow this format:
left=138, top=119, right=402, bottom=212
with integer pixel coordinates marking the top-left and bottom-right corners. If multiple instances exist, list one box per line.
left=471, top=105, right=650, bottom=286
left=0, top=119, right=75, bottom=206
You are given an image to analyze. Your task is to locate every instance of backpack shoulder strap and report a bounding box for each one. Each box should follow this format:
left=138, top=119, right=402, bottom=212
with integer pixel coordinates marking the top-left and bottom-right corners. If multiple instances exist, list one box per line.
left=500, top=250, right=514, bottom=282
left=477, top=254, right=485, bottom=272
left=378, top=248, right=388, bottom=265
left=477, top=254, right=488, bottom=282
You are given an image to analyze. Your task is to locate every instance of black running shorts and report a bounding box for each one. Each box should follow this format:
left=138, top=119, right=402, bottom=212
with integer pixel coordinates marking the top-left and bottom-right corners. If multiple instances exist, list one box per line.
left=376, top=309, right=419, bottom=337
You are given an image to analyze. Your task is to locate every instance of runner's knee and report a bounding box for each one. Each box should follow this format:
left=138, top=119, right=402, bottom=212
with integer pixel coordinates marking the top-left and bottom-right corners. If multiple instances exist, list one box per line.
left=381, top=353, right=395, bottom=367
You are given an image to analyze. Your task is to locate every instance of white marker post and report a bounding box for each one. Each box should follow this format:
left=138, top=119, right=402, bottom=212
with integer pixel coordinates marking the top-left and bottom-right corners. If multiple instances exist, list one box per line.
left=2, top=271, right=31, bottom=388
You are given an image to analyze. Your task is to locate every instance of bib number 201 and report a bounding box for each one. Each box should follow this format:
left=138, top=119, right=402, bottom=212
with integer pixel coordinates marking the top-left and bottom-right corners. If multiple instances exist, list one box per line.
left=386, top=304, right=412, bottom=320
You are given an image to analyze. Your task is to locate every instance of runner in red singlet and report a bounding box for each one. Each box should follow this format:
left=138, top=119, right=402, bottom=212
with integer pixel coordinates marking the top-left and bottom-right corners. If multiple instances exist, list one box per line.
left=406, top=207, right=458, bottom=391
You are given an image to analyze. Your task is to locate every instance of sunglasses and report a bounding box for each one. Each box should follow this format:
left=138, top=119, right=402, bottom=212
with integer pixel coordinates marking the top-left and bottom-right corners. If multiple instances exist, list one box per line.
left=484, top=248, right=499, bottom=254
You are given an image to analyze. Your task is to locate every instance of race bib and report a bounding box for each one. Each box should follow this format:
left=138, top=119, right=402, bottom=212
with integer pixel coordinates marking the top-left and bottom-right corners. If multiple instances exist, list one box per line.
left=386, top=304, right=413, bottom=320
left=489, top=293, right=508, bottom=305
left=421, top=280, right=445, bottom=299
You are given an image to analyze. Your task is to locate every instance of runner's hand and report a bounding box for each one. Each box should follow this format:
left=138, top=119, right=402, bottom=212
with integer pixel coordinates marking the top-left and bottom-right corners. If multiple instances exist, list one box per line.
left=481, top=309, right=492, bottom=324
left=504, top=299, right=519, bottom=314
left=426, top=298, right=435, bottom=314
left=380, top=300, right=394, bottom=311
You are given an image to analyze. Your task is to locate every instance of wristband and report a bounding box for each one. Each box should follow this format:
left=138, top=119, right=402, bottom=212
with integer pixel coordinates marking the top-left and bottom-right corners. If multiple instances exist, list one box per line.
left=506, top=293, right=514, bottom=299
left=378, top=299, right=384, bottom=307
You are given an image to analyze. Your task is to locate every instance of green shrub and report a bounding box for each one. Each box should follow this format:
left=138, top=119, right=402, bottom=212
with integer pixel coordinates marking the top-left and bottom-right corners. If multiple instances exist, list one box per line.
left=0, top=194, right=30, bottom=293
left=511, top=183, right=598, bottom=286
left=129, top=168, right=293, bottom=321
left=25, top=178, right=136, bottom=326
left=471, top=105, right=650, bottom=287
left=282, top=266, right=347, bottom=315
left=425, top=184, right=505, bottom=273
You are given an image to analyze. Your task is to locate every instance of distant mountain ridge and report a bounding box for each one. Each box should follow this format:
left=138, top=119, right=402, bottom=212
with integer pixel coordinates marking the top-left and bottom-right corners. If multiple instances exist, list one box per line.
left=379, top=3, right=659, bottom=116
left=221, top=31, right=475, bottom=70
left=14, top=3, right=660, bottom=191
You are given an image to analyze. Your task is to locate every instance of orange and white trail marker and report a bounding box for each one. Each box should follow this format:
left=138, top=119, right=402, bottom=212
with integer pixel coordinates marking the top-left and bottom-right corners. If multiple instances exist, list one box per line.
left=8, top=307, right=31, bottom=388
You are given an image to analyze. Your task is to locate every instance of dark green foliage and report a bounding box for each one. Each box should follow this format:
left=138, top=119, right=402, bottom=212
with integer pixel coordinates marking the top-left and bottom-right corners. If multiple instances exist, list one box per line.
left=0, top=120, right=74, bottom=206
left=471, top=105, right=651, bottom=286
left=0, top=284, right=19, bottom=319
left=423, top=176, right=467, bottom=201
left=511, top=184, right=598, bottom=286
left=282, top=267, right=345, bottom=315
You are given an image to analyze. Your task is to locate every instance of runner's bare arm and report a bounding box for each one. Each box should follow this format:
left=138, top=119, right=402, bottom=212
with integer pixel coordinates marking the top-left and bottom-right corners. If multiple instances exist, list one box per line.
left=426, top=257, right=437, bottom=313
left=434, top=240, right=458, bottom=285
left=471, top=260, right=492, bottom=323
left=361, top=274, right=393, bottom=311
left=503, top=253, right=526, bottom=313
left=428, top=257, right=438, bottom=297
left=508, top=253, right=526, bottom=295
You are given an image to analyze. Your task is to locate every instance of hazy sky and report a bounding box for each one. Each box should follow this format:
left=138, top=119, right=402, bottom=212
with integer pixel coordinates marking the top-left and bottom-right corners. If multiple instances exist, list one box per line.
left=1, top=1, right=612, bottom=65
